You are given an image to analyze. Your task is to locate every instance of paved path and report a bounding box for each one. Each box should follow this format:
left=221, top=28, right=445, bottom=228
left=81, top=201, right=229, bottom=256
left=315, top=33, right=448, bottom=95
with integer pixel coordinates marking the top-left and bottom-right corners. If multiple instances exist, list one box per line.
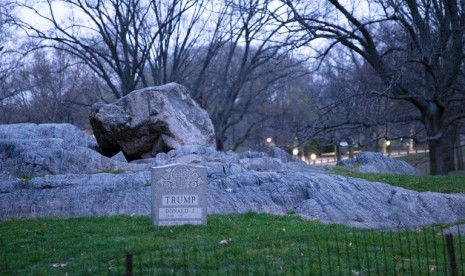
left=304, top=149, right=429, bottom=166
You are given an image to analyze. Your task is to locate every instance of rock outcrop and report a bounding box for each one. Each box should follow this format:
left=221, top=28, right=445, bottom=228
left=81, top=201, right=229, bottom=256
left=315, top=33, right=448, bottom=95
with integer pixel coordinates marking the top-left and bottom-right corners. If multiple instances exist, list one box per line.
left=207, top=171, right=465, bottom=229
left=1, top=137, right=464, bottom=229
left=1, top=123, right=464, bottom=229
left=336, top=151, right=421, bottom=175
left=89, top=83, right=216, bottom=161
left=0, top=123, right=141, bottom=176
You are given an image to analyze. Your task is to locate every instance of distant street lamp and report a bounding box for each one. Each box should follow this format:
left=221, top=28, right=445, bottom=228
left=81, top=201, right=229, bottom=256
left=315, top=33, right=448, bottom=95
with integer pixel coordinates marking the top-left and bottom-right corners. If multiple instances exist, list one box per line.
left=310, top=153, right=317, bottom=164
left=386, top=140, right=391, bottom=156
left=266, top=137, right=272, bottom=144
left=292, top=148, right=299, bottom=158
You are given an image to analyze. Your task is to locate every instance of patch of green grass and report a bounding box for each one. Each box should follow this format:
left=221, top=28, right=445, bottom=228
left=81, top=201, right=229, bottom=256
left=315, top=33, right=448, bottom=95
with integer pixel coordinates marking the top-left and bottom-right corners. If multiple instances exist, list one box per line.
left=17, top=175, right=32, bottom=181
left=329, top=165, right=360, bottom=177
left=97, top=169, right=125, bottom=175
left=0, top=214, right=463, bottom=274
left=331, top=168, right=465, bottom=194
left=0, top=214, right=333, bottom=274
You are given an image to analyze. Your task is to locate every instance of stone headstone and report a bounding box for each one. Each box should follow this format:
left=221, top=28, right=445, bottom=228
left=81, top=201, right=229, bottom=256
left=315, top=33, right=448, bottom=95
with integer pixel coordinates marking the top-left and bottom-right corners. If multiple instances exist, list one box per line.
left=151, top=164, right=207, bottom=226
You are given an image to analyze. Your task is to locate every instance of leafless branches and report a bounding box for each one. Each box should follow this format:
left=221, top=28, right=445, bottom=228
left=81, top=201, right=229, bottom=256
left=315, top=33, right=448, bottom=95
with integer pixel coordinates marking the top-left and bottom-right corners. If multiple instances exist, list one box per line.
left=282, top=0, right=465, bottom=174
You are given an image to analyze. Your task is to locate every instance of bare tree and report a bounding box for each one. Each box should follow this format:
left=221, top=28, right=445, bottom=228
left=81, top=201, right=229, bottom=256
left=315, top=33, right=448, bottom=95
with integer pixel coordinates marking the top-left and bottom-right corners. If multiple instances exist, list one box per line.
left=1, top=49, right=104, bottom=127
left=0, top=1, right=24, bottom=103
left=283, top=0, right=465, bottom=174
left=10, top=0, right=312, bottom=152
left=183, top=0, right=301, bottom=151
left=303, top=47, right=416, bottom=144
left=13, top=0, right=163, bottom=98
left=224, top=56, right=314, bottom=152
left=144, top=0, right=208, bottom=86
left=14, top=0, right=214, bottom=99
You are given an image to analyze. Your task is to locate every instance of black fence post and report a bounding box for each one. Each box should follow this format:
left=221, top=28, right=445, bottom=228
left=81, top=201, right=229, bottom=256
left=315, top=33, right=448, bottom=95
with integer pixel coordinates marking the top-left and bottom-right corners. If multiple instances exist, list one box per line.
left=445, top=234, right=457, bottom=276
left=126, top=253, right=133, bottom=276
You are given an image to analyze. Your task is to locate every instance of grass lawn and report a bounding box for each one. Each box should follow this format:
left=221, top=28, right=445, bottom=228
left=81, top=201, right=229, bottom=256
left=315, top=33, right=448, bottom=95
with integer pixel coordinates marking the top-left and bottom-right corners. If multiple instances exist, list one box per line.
left=1, top=214, right=342, bottom=274
left=330, top=167, right=465, bottom=194
left=1, top=213, right=464, bottom=275
left=2, top=169, right=465, bottom=274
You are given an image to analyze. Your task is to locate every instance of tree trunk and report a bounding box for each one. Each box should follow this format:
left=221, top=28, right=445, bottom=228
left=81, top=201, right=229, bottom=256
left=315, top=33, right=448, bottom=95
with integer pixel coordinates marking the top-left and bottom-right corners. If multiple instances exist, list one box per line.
left=457, top=131, right=464, bottom=171
left=349, top=145, right=354, bottom=158
left=373, top=132, right=380, bottom=152
left=336, top=145, right=342, bottom=161
left=429, top=140, right=446, bottom=175
left=429, top=130, right=456, bottom=175
left=444, top=128, right=457, bottom=173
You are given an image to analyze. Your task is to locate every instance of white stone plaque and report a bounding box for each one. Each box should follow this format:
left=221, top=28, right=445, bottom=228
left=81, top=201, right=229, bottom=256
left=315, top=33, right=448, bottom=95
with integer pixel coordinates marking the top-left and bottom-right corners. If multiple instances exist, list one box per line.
left=162, top=195, right=198, bottom=206
left=151, top=164, right=207, bottom=226
left=158, top=208, right=202, bottom=219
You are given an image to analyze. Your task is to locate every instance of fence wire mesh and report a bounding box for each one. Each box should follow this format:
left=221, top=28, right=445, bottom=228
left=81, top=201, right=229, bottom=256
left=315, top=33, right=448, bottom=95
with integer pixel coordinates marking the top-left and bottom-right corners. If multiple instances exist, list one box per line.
left=101, top=226, right=464, bottom=275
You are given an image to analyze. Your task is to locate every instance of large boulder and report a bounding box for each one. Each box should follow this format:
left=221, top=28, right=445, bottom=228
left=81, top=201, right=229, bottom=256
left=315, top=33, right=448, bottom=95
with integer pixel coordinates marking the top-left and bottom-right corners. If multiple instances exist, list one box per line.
left=0, top=123, right=142, bottom=176
left=336, top=151, right=421, bottom=175
left=89, top=83, right=216, bottom=161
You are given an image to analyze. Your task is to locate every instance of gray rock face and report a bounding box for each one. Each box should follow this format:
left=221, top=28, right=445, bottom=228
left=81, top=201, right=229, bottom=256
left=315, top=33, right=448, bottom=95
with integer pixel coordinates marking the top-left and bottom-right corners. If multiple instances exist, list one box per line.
left=89, top=83, right=216, bottom=160
left=0, top=171, right=151, bottom=218
left=0, top=123, right=462, bottom=229
left=0, top=123, right=145, bottom=176
left=270, top=147, right=294, bottom=163
left=0, top=123, right=98, bottom=148
left=336, top=151, right=421, bottom=175
left=1, top=141, right=464, bottom=229
left=208, top=172, right=465, bottom=229
left=1, top=124, right=101, bottom=176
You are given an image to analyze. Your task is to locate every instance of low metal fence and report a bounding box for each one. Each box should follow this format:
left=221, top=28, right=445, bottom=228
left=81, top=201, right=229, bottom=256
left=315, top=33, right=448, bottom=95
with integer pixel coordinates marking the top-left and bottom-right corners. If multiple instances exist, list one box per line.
left=104, top=226, right=463, bottom=275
